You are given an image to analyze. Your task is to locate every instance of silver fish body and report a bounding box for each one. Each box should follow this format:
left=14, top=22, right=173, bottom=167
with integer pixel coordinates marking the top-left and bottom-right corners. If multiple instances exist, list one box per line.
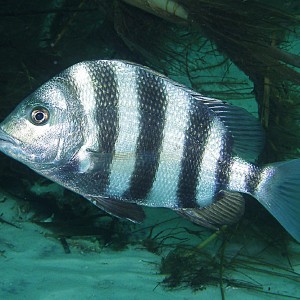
left=0, top=60, right=300, bottom=241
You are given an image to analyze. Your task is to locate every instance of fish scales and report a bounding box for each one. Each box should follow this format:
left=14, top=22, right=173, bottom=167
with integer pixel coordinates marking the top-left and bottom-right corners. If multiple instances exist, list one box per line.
left=196, top=117, right=231, bottom=207
left=105, top=62, right=140, bottom=196
left=123, top=68, right=168, bottom=201
left=176, top=100, right=211, bottom=208
left=0, top=60, right=300, bottom=242
left=141, top=79, right=191, bottom=207
left=67, top=63, right=100, bottom=172
left=91, top=61, right=119, bottom=193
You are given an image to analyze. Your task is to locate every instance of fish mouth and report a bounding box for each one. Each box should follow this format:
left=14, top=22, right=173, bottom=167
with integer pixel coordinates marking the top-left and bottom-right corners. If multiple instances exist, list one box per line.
left=0, top=128, right=21, bottom=147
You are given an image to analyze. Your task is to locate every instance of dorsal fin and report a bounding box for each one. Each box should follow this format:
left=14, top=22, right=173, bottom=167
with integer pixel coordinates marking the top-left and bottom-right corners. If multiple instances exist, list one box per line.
left=193, top=95, right=265, bottom=162
left=176, top=191, right=245, bottom=229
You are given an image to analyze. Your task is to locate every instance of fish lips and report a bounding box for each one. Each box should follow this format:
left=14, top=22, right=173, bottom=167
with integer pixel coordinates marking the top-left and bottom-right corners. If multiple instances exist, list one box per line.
left=0, top=128, right=20, bottom=145
left=0, top=127, right=60, bottom=168
left=0, top=127, right=24, bottom=158
left=0, top=128, right=20, bottom=146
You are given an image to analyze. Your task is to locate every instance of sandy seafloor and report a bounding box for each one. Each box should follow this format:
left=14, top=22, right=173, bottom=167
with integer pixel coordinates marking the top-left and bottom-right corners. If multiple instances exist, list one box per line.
left=0, top=186, right=300, bottom=300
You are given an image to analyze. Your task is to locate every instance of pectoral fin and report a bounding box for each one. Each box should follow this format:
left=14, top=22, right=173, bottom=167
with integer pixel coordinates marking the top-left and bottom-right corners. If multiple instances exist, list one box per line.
left=176, top=191, right=245, bottom=230
left=86, top=195, right=145, bottom=223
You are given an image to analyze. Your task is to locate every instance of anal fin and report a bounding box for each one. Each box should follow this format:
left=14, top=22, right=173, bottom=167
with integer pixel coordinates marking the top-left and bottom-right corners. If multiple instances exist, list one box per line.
left=176, top=191, right=245, bottom=230
left=86, top=195, right=145, bottom=223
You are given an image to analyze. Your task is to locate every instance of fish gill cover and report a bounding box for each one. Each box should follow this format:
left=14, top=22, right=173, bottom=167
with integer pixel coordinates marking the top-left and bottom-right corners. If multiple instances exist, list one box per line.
left=0, top=0, right=299, bottom=299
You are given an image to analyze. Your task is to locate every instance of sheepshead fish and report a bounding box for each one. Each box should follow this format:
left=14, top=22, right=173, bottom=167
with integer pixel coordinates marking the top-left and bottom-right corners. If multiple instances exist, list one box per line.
left=0, top=60, right=300, bottom=242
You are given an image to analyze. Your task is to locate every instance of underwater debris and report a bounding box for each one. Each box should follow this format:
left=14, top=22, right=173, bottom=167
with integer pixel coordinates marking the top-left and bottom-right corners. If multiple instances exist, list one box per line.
left=57, top=237, right=70, bottom=254
left=140, top=224, right=189, bottom=255
left=101, top=218, right=134, bottom=251
left=160, top=246, right=215, bottom=291
left=160, top=244, right=300, bottom=298
left=141, top=229, right=182, bottom=254
left=38, top=214, right=137, bottom=253
left=158, top=215, right=300, bottom=298
left=0, top=214, right=21, bottom=229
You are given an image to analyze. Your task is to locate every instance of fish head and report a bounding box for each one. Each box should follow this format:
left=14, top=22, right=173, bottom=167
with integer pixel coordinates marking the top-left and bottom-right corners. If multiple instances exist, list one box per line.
left=0, top=78, right=83, bottom=171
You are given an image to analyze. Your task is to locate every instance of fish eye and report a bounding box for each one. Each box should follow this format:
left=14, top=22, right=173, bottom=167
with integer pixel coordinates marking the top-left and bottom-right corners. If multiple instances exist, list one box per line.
left=30, top=107, right=50, bottom=125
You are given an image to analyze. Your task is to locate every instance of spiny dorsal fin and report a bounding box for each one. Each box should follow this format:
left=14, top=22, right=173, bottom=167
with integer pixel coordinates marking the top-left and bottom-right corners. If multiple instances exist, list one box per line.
left=176, top=191, right=245, bottom=230
left=193, top=95, right=265, bottom=162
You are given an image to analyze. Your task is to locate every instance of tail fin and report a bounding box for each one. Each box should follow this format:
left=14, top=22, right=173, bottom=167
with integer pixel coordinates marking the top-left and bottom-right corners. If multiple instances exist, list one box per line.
left=254, top=159, right=300, bottom=242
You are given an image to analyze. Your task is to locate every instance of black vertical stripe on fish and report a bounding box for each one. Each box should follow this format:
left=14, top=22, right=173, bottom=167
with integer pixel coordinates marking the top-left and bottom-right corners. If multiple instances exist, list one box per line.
left=245, top=165, right=262, bottom=194
left=124, top=69, right=168, bottom=200
left=177, top=102, right=211, bottom=208
left=90, top=62, right=119, bottom=191
left=214, top=136, right=234, bottom=196
left=55, top=74, right=88, bottom=174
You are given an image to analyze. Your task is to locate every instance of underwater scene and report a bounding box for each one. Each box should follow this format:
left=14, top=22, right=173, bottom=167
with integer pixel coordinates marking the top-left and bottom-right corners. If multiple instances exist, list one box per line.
left=0, top=0, right=300, bottom=299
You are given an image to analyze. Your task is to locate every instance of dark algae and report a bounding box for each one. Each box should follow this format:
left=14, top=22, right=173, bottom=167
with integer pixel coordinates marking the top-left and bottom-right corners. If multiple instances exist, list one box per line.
left=159, top=221, right=300, bottom=299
